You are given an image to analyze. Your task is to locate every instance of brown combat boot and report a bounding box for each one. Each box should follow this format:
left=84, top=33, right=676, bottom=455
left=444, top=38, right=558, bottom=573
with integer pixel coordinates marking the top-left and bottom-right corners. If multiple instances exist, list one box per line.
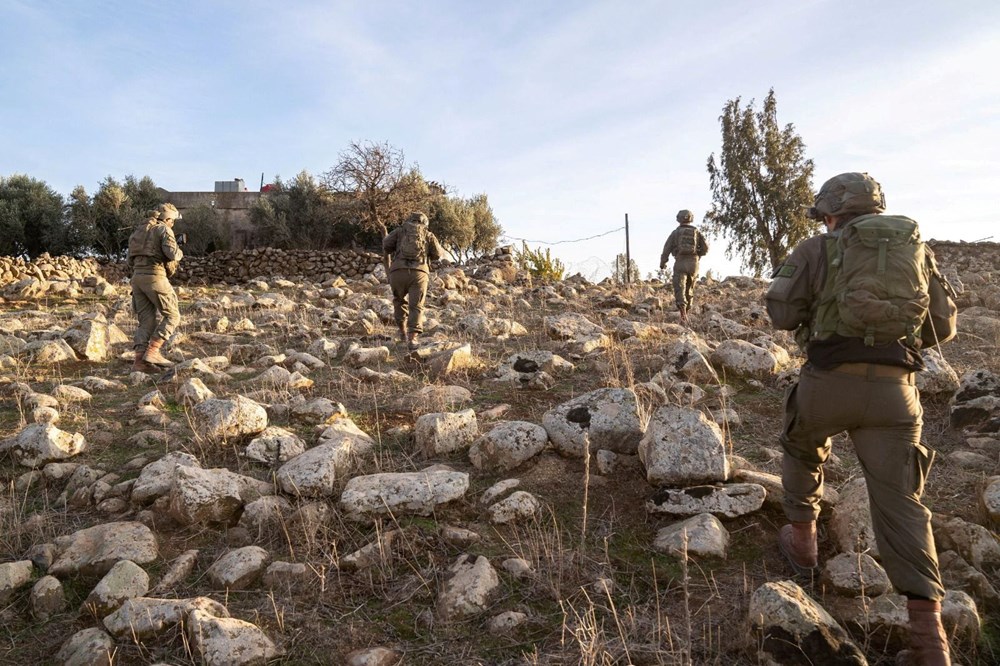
left=132, top=348, right=157, bottom=373
left=678, top=306, right=688, bottom=325
left=778, top=521, right=818, bottom=575
left=397, top=323, right=407, bottom=343
left=143, top=339, right=173, bottom=367
left=896, top=599, right=951, bottom=666
left=407, top=332, right=420, bottom=351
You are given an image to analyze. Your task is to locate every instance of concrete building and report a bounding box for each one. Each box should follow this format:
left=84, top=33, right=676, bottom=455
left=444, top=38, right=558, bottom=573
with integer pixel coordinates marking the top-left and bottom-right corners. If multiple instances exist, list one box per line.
left=158, top=179, right=261, bottom=249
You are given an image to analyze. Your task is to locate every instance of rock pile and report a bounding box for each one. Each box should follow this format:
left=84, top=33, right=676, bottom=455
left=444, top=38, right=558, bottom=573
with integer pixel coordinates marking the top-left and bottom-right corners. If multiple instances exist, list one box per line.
left=0, top=242, right=997, bottom=665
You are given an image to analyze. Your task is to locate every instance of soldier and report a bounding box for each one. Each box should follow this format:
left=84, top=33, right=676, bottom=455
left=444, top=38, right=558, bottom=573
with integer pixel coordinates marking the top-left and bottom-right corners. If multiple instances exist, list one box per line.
left=659, top=209, right=709, bottom=323
left=765, top=173, right=952, bottom=666
left=382, top=211, right=444, bottom=350
left=127, top=203, right=184, bottom=373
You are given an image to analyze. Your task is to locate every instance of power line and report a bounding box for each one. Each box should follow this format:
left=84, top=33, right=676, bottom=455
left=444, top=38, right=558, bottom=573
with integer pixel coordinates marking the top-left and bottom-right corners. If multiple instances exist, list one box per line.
left=501, top=225, right=626, bottom=246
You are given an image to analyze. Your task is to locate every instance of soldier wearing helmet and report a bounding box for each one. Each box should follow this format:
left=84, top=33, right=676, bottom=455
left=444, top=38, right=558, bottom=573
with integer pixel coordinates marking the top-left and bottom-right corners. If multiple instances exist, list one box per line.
left=765, top=173, right=953, bottom=665
left=126, top=202, right=184, bottom=372
left=382, top=211, right=445, bottom=350
left=659, top=209, right=708, bottom=324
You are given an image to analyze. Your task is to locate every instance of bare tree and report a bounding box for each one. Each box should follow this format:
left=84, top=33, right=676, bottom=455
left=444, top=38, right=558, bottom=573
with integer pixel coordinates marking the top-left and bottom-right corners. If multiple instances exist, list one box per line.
left=322, top=140, right=428, bottom=239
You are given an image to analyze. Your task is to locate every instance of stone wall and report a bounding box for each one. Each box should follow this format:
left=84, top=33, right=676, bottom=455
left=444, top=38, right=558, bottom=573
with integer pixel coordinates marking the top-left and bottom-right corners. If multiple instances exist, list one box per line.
left=0, top=254, right=106, bottom=286
left=175, top=248, right=385, bottom=284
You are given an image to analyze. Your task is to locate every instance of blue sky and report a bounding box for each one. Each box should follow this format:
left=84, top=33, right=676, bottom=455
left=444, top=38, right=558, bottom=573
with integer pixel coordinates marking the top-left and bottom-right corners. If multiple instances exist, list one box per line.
left=2, top=0, right=999, bottom=279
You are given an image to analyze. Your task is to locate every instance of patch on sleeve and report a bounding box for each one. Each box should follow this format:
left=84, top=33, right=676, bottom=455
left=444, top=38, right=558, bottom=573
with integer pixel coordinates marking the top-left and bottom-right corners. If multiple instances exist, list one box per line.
left=775, top=264, right=797, bottom=279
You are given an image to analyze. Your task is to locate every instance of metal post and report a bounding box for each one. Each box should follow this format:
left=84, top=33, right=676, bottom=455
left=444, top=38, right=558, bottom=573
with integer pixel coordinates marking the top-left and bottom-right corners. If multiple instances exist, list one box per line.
left=625, top=213, right=631, bottom=285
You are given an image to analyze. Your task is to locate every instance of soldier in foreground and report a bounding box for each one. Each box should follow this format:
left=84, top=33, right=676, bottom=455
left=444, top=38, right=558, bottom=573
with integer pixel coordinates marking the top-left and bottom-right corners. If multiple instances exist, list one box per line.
left=382, top=211, right=444, bottom=350
left=127, top=203, right=184, bottom=373
left=765, top=173, right=957, bottom=666
left=659, top=209, right=709, bottom=323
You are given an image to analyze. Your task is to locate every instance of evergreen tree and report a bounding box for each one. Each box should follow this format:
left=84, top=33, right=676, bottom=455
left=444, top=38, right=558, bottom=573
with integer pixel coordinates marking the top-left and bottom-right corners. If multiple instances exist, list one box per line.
left=705, top=89, right=818, bottom=277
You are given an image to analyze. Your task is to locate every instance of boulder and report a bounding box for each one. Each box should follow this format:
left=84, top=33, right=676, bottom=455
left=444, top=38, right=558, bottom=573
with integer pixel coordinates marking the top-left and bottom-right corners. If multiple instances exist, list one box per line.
left=653, top=513, right=730, bottom=558
left=469, top=421, right=549, bottom=471
left=206, top=546, right=270, bottom=590
left=340, top=468, right=469, bottom=521
left=646, top=483, right=765, bottom=518
left=50, top=521, right=158, bottom=577
left=56, top=627, right=116, bottom=666
left=1, top=423, right=86, bottom=468
left=542, top=387, right=642, bottom=457
left=638, top=405, right=729, bottom=486
left=415, top=408, right=479, bottom=456
left=83, top=559, right=150, bottom=616
left=103, top=596, right=229, bottom=639
left=186, top=608, right=283, bottom=666
left=276, top=418, right=375, bottom=497
left=192, top=396, right=268, bottom=444
left=437, top=554, right=500, bottom=622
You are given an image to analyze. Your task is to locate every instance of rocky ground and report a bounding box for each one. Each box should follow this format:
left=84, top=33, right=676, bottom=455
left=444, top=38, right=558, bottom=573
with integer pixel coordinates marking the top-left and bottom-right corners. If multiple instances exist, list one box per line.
left=0, top=243, right=998, bottom=666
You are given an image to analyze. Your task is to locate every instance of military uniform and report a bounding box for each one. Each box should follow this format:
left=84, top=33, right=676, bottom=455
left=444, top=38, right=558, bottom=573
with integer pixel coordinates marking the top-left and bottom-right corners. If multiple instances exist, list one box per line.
left=659, top=213, right=708, bottom=315
left=765, top=179, right=944, bottom=604
left=382, top=212, right=444, bottom=346
left=127, top=208, right=183, bottom=366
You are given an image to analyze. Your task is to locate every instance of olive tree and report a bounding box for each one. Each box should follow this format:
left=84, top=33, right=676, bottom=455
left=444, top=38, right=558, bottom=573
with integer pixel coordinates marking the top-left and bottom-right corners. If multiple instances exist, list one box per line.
left=0, top=174, right=65, bottom=257
left=705, top=89, right=818, bottom=277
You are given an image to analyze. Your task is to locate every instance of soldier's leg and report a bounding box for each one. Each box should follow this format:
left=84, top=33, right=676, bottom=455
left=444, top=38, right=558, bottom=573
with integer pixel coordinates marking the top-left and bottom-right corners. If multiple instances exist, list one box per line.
left=671, top=268, right=686, bottom=311
left=389, top=270, right=409, bottom=329
left=150, top=276, right=181, bottom=342
left=131, top=277, right=157, bottom=351
left=850, top=375, right=944, bottom=601
left=407, top=271, right=429, bottom=334
left=779, top=365, right=866, bottom=520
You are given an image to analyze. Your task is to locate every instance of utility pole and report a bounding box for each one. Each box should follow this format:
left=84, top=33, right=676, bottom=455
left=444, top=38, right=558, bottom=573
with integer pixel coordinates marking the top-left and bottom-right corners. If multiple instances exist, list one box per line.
left=625, top=213, right=631, bottom=285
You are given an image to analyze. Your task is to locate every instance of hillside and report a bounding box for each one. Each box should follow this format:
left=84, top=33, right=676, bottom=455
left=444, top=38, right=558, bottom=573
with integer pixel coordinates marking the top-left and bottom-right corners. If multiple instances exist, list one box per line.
left=0, top=242, right=998, bottom=666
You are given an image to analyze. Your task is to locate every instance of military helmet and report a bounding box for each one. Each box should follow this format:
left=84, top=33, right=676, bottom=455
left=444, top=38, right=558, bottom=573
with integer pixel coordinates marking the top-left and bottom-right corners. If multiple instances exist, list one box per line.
left=807, top=172, right=885, bottom=220
left=155, top=203, right=183, bottom=222
left=676, top=209, right=694, bottom=224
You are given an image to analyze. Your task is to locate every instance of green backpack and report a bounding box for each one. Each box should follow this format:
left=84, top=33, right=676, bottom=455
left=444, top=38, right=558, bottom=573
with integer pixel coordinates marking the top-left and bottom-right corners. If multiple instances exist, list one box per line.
left=677, top=226, right=699, bottom=256
left=810, top=214, right=931, bottom=347
left=397, top=220, right=428, bottom=262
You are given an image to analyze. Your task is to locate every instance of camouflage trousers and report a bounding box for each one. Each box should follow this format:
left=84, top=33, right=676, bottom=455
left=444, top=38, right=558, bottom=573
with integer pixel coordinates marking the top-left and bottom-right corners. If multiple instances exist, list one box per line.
left=780, top=362, right=944, bottom=600
left=131, top=272, right=181, bottom=350
left=389, top=268, right=429, bottom=334
left=671, top=255, right=699, bottom=311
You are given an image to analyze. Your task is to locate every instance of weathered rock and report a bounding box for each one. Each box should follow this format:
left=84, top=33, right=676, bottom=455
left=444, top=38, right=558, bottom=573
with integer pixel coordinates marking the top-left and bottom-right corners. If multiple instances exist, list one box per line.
left=176, top=377, right=216, bottom=406
left=820, top=552, right=891, bottom=597
left=489, top=610, right=529, bottom=634
left=168, top=466, right=250, bottom=526
left=262, top=561, right=312, bottom=591
left=391, top=385, right=473, bottom=415
left=938, top=549, right=1000, bottom=609
left=56, top=627, right=116, bottom=666
left=749, top=580, right=866, bottom=665
left=487, top=490, right=541, bottom=524
left=646, top=483, right=765, bottom=518
left=276, top=418, right=375, bottom=497
left=710, top=339, right=780, bottom=377
left=469, top=421, right=549, bottom=471
left=50, top=521, right=158, bottom=577
left=1, top=422, right=86, bottom=468
left=191, top=396, right=268, bottom=444
left=638, top=405, right=729, bottom=486
left=83, top=559, right=150, bottom=616
left=30, top=574, right=65, bottom=620
left=343, top=345, right=391, bottom=368
left=62, top=315, right=113, bottom=362
left=542, top=387, right=642, bottom=457
left=340, top=468, right=469, bottom=521
left=653, top=513, right=730, bottom=558
left=206, top=545, right=270, bottom=590
left=345, top=646, right=404, bottom=666
left=0, top=560, right=34, bottom=604
left=661, top=339, right=718, bottom=383
left=103, top=596, right=230, bottom=639
left=415, top=408, right=479, bottom=456
left=244, top=426, right=306, bottom=465
left=829, top=477, right=878, bottom=557
left=150, top=549, right=199, bottom=594
left=238, top=495, right=293, bottom=539
left=984, top=475, right=1000, bottom=528
left=917, top=347, right=961, bottom=395
left=437, top=554, right=500, bottom=622
left=186, top=610, right=282, bottom=666
left=130, top=451, right=202, bottom=505
left=933, top=514, right=1000, bottom=570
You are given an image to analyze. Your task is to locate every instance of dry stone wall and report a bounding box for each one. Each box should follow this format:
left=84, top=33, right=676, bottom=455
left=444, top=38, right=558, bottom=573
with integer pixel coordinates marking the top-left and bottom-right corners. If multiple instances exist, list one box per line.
left=174, top=248, right=384, bottom=284
left=0, top=254, right=105, bottom=286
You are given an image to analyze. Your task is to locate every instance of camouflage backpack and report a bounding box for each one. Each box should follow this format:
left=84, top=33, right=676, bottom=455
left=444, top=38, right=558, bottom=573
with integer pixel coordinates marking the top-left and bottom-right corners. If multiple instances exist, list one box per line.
left=677, top=226, right=700, bottom=256
left=810, top=214, right=931, bottom=347
left=397, top=219, right=428, bottom=262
